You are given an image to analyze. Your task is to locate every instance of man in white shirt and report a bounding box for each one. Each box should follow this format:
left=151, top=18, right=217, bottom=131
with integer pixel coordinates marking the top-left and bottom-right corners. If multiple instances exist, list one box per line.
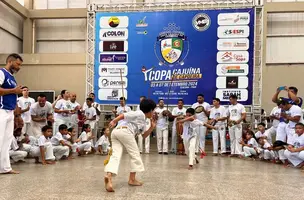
left=104, top=99, right=156, bottom=192
left=227, top=94, right=246, bottom=157
left=170, top=99, right=187, bottom=154
left=69, top=93, right=81, bottom=136
left=54, top=90, right=72, bottom=134
left=255, top=122, right=272, bottom=144
left=155, top=99, right=170, bottom=154
left=84, top=98, right=97, bottom=144
left=113, top=97, right=132, bottom=126
left=268, top=103, right=281, bottom=137
left=280, top=99, right=304, bottom=145
left=30, top=94, right=53, bottom=138
left=17, top=86, right=35, bottom=136
left=209, top=98, right=227, bottom=155
left=136, top=96, right=150, bottom=154
left=82, top=93, right=100, bottom=140
left=191, top=94, right=211, bottom=155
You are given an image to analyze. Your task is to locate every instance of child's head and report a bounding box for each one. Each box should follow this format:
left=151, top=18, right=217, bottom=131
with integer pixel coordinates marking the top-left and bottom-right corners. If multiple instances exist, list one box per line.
left=104, top=128, right=110, bottom=137
left=295, top=123, right=304, bottom=136
left=186, top=108, right=195, bottom=117
left=258, top=137, right=265, bottom=146
left=68, top=127, right=76, bottom=135
left=86, top=97, right=93, bottom=107
left=257, top=122, right=266, bottom=132
left=82, top=124, right=91, bottom=133
left=246, top=130, right=255, bottom=140
left=139, top=99, right=157, bottom=119
left=42, top=125, right=53, bottom=138
left=59, top=124, right=68, bottom=135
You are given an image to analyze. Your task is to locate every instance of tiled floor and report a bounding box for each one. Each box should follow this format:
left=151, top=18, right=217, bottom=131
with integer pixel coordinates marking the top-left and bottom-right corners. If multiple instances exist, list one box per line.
left=1, top=150, right=304, bottom=200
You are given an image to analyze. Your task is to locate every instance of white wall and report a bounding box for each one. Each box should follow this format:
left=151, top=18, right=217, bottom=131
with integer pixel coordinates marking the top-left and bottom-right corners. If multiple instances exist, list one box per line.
left=0, top=2, right=23, bottom=53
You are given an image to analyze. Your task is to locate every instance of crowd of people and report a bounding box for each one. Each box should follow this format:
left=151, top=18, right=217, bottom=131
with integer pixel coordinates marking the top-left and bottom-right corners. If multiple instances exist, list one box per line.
left=0, top=54, right=303, bottom=192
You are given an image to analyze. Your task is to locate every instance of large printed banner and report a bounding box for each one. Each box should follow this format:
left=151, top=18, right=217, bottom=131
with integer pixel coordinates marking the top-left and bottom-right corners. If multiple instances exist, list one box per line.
left=94, top=8, right=255, bottom=105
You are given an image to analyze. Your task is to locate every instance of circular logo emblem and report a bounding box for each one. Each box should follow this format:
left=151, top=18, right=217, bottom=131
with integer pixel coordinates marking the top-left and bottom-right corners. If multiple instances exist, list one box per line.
left=192, top=13, right=211, bottom=31
left=101, top=79, right=109, bottom=87
left=108, top=16, right=120, bottom=28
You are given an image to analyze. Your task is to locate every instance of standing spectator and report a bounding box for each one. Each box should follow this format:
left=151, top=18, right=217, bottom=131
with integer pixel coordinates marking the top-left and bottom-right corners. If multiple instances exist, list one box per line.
left=69, top=93, right=81, bottom=137
left=0, top=53, right=23, bottom=174
left=53, top=90, right=72, bottom=134
left=272, top=86, right=302, bottom=107
left=137, top=96, right=151, bottom=154
left=112, top=97, right=131, bottom=126
left=268, top=102, right=282, bottom=138
left=155, top=99, right=170, bottom=155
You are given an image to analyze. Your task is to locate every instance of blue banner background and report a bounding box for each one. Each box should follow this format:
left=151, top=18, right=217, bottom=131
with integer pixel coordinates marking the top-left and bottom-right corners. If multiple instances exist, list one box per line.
left=94, top=8, right=255, bottom=105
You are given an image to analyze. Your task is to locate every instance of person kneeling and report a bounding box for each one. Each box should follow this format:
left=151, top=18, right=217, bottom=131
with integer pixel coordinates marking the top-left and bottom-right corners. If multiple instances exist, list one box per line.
left=284, top=123, right=304, bottom=168
left=30, top=125, right=56, bottom=165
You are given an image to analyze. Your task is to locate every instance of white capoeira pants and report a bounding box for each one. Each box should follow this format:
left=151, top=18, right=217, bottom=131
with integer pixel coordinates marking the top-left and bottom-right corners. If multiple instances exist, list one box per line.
left=30, top=142, right=56, bottom=161
left=171, top=126, right=177, bottom=153
left=53, top=118, right=71, bottom=135
left=30, top=121, right=47, bottom=138
left=268, top=126, right=277, bottom=138
left=196, top=125, right=207, bottom=153
left=137, top=134, right=150, bottom=153
left=52, top=146, right=69, bottom=160
left=105, top=128, right=144, bottom=176
left=243, top=146, right=257, bottom=157
left=260, top=149, right=275, bottom=160
left=77, top=142, right=92, bottom=152
left=212, top=125, right=226, bottom=154
left=285, top=126, right=296, bottom=145
left=22, top=122, right=31, bottom=135
left=276, top=122, right=287, bottom=142
left=9, top=150, right=27, bottom=162
left=284, top=150, right=304, bottom=167
left=274, top=149, right=286, bottom=161
left=229, top=124, right=243, bottom=155
left=0, top=109, right=14, bottom=173
left=156, top=127, right=168, bottom=153
left=184, top=136, right=197, bottom=166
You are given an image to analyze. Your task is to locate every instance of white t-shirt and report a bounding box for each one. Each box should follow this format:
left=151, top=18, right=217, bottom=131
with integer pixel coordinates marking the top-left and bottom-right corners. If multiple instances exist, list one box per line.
left=116, top=105, right=132, bottom=125
left=83, top=102, right=100, bottom=121
left=117, top=110, right=147, bottom=136
left=30, top=102, right=53, bottom=119
left=55, top=99, right=73, bottom=119
left=172, top=107, right=187, bottom=127
left=70, top=101, right=80, bottom=124
left=270, top=106, right=281, bottom=128
left=227, top=103, right=246, bottom=122
left=10, top=137, right=19, bottom=151
left=78, top=131, right=88, bottom=144
left=37, top=135, right=51, bottom=147
left=255, top=130, right=272, bottom=144
left=136, top=105, right=140, bottom=111
left=51, top=132, right=64, bottom=146
left=247, top=138, right=259, bottom=148
left=210, top=106, right=227, bottom=126
left=182, top=119, right=202, bottom=141
left=286, top=105, right=304, bottom=128
left=95, top=135, right=110, bottom=148
left=291, top=133, right=304, bottom=149
left=155, top=107, right=169, bottom=128
left=191, top=102, right=211, bottom=122
left=17, top=96, right=35, bottom=123
left=84, top=107, right=97, bottom=124
left=262, top=140, right=272, bottom=149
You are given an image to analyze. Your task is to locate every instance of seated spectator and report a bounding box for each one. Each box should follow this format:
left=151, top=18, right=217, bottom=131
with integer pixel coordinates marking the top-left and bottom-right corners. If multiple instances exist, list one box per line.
left=75, top=124, right=93, bottom=156
left=255, top=123, right=272, bottom=144
left=50, top=124, right=71, bottom=160
left=240, top=131, right=260, bottom=159
left=258, top=138, right=275, bottom=162
left=95, top=128, right=111, bottom=155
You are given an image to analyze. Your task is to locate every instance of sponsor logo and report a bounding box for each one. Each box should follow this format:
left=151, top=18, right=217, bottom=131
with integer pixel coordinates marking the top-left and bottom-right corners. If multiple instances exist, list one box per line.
left=226, top=77, right=238, bottom=88
left=216, top=89, right=248, bottom=101
left=99, top=29, right=128, bottom=40
left=137, top=30, right=148, bottom=35
left=217, top=26, right=249, bottom=38
left=218, top=13, right=250, bottom=25
left=99, top=65, right=128, bottom=76
left=192, top=13, right=211, bottom=31
left=99, top=54, right=128, bottom=63
left=98, top=89, right=128, bottom=101
left=108, top=16, right=120, bottom=28
left=99, top=77, right=128, bottom=89
left=136, top=16, right=148, bottom=27
left=217, top=39, right=249, bottom=51
left=154, top=23, right=189, bottom=66
left=217, top=64, right=249, bottom=76
left=217, top=51, right=249, bottom=63
left=100, top=16, right=129, bottom=28
left=103, top=41, right=124, bottom=51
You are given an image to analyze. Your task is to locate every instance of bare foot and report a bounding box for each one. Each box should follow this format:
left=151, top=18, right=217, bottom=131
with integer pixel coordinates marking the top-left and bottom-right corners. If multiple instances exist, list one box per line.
left=46, top=160, right=56, bottom=165
left=68, top=156, right=75, bottom=160
left=188, top=165, right=193, bottom=170
left=3, top=170, right=20, bottom=174
left=128, top=179, right=143, bottom=186
left=104, top=177, right=114, bottom=192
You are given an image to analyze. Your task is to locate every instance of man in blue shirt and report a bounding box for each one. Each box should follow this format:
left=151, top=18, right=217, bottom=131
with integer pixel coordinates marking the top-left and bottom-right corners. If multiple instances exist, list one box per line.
left=272, top=86, right=303, bottom=107
left=0, top=53, right=23, bottom=174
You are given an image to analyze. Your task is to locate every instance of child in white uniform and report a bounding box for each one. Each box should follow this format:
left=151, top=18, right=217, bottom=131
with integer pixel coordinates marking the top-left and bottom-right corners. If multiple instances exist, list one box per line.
left=75, top=124, right=93, bottom=155
left=50, top=124, right=71, bottom=160
left=95, top=128, right=111, bottom=155
left=9, top=135, right=28, bottom=163
left=284, top=123, right=304, bottom=167
left=240, top=131, right=259, bottom=158
left=255, top=123, right=272, bottom=144
left=177, top=108, right=216, bottom=170
left=30, top=125, right=56, bottom=165
left=104, top=99, right=156, bottom=192
left=84, top=98, right=97, bottom=144
left=258, top=138, right=275, bottom=161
